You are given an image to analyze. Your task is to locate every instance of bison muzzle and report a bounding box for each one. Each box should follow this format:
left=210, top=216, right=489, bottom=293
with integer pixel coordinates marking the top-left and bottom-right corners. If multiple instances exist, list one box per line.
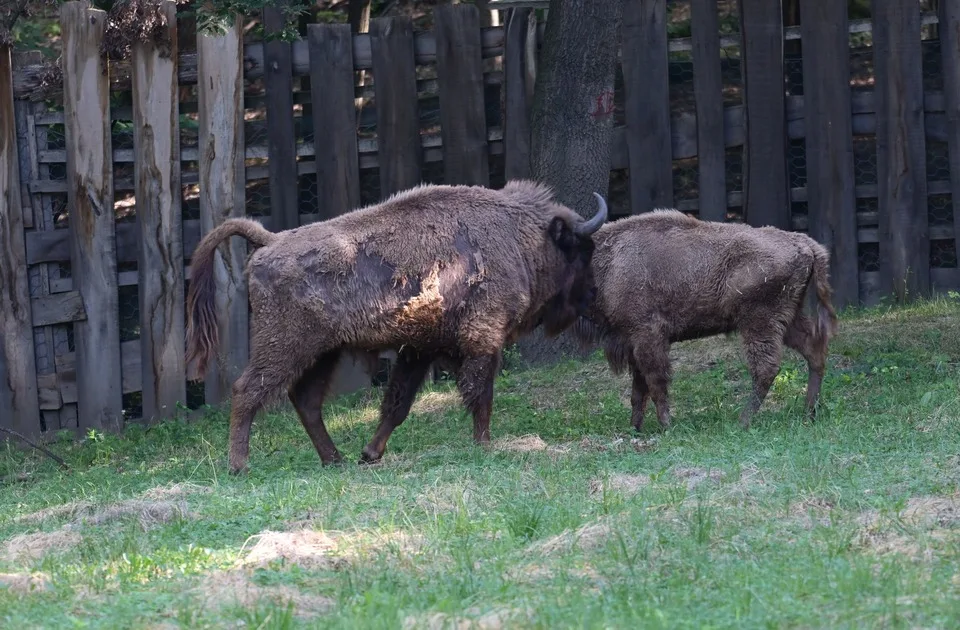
left=574, top=209, right=839, bottom=431
left=185, top=181, right=608, bottom=473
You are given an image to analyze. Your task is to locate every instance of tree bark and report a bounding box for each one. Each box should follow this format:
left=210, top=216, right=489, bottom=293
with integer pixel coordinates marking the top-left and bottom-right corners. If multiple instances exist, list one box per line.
left=517, top=0, right=625, bottom=365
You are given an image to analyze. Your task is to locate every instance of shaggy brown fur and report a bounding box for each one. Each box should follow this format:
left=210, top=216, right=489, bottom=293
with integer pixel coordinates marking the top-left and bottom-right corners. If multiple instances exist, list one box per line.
left=186, top=181, right=607, bottom=473
left=574, top=209, right=838, bottom=430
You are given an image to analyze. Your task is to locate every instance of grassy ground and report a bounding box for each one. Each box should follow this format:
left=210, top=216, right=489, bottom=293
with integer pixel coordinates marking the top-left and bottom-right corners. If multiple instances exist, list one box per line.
left=1, top=297, right=959, bottom=629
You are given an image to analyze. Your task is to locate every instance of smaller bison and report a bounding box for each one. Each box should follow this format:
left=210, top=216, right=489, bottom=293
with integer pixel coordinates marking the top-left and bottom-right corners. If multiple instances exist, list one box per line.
left=574, top=210, right=838, bottom=431
left=185, top=181, right=607, bottom=473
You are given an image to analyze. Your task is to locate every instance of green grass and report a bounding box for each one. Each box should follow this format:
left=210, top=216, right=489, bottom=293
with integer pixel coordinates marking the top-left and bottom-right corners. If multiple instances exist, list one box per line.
left=2, top=297, right=960, bottom=629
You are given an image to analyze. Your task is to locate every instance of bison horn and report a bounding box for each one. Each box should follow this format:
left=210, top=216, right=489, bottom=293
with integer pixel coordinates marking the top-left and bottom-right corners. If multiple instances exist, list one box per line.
left=575, top=192, right=609, bottom=236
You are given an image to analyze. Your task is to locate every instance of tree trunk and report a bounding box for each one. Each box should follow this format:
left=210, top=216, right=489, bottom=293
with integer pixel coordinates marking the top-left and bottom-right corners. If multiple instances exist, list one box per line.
left=348, top=0, right=372, bottom=33
left=516, top=0, right=625, bottom=365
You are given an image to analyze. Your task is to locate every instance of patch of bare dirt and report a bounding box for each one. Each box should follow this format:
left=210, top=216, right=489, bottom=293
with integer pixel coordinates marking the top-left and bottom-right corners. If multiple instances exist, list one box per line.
left=3, top=529, right=81, bottom=563
left=401, top=606, right=532, bottom=630
left=527, top=519, right=612, bottom=557
left=589, top=473, right=650, bottom=497
left=0, top=572, right=50, bottom=595
left=196, top=569, right=333, bottom=617
left=239, top=528, right=425, bottom=570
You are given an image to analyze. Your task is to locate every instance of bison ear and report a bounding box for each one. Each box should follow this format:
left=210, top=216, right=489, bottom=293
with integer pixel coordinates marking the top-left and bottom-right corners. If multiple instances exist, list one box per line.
left=548, top=217, right=579, bottom=262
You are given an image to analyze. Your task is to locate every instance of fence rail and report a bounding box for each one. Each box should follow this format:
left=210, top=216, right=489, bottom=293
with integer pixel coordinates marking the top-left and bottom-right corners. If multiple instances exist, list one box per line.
left=2, top=0, right=958, bottom=439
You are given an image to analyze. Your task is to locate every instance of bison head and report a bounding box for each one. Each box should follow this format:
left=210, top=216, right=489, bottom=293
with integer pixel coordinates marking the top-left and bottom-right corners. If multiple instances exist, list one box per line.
left=540, top=192, right=607, bottom=337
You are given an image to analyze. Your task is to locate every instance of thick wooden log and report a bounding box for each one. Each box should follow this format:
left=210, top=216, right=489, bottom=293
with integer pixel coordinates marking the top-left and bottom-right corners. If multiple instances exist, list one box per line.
left=799, top=0, right=859, bottom=308
left=689, top=0, right=726, bottom=222
left=503, top=8, right=533, bottom=180
left=60, top=2, right=124, bottom=432
left=738, top=0, right=790, bottom=229
left=0, top=45, right=41, bottom=438
left=940, top=0, right=960, bottom=255
left=132, top=0, right=186, bottom=421
left=197, top=15, right=249, bottom=403
left=622, top=0, right=673, bottom=213
left=873, top=0, right=930, bottom=300
left=434, top=4, right=490, bottom=186
left=370, top=16, right=422, bottom=196
left=263, top=4, right=299, bottom=231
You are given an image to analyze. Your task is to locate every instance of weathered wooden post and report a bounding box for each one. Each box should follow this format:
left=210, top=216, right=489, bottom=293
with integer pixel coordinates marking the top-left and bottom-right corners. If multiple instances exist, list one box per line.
left=197, top=13, right=248, bottom=404
left=60, top=1, right=124, bottom=431
left=132, top=0, right=186, bottom=421
left=0, top=44, right=41, bottom=438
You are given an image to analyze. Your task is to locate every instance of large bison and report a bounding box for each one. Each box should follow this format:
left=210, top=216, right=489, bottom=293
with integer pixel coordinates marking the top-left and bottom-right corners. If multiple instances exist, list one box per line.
left=574, top=209, right=838, bottom=431
left=185, top=181, right=608, bottom=473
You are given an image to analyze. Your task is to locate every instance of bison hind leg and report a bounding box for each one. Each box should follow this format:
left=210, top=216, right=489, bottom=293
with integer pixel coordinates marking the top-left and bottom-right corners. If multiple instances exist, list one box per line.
left=631, top=334, right=673, bottom=429
left=359, top=348, right=434, bottom=465
left=288, top=350, right=345, bottom=466
left=630, top=368, right=650, bottom=431
left=784, top=311, right=827, bottom=418
left=456, top=353, right=502, bottom=445
left=738, top=325, right=786, bottom=429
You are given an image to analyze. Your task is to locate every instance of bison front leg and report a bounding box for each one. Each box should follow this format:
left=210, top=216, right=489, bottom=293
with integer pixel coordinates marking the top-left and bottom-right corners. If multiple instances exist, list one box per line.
left=289, top=351, right=344, bottom=466
left=359, top=348, right=434, bottom=465
left=457, top=353, right=501, bottom=445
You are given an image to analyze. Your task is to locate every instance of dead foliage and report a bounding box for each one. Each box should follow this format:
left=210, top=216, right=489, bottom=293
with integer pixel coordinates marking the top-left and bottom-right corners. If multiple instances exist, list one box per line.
left=855, top=495, right=960, bottom=559
left=527, top=519, right=613, bottom=557
left=401, top=606, right=532, bottom=630
left=101, top=0, right=179, bottom=62
left=3, top=529, right=81, bottom=563
left=0, top=571, right=49, bottom=595
left=196, top=569, right=333, bottom=618
left=239, top=527, right=425, bottom=571
left=672, top=466, right=725, bottom=490
left=589, top=473, right=650, bottom=497
left=17, top=498, right=191, bottom=530
left=138, top=482, right=213, bottom=501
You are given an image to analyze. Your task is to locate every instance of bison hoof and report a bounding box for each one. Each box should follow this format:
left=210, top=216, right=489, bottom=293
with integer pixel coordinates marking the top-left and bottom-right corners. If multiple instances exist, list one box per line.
left=228, top=465, right=248, bottom=476
left=358, top=449, right=383, bottom=466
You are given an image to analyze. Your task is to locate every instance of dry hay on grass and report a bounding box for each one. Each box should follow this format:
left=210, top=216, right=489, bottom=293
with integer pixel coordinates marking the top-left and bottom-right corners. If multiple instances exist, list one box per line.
left=239, top=527, right=425, bottom=571
left=411, top=390, right=462, bottom=416
left=789, top=496, right=837, bottom=529
left=416, top=480, right=476, bottom=513
left=672, top=466, right=725, bottom=490
left=3, top=529, right=81, bottom=563
left=401, top=606, right=532, bottom=630
left=492, top=434, right=569, bottom=456
left=196, top=569, right=333, bottom=618
left=138, top=482, right=213, bottom=501
left=75, top=499, right=191, bottom=530
left=527, top=519, right=613, bottom=557
left=589, top=473, right=650, bottom=497
left=0, top=572, right=50, bottom=595
left=855, top=495, right=960, bottom=559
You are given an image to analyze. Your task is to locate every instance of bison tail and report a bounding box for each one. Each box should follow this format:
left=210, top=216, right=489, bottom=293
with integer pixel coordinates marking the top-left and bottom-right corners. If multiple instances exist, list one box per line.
left=572, top=316, right=603, bottom=348
left=809, top=242, right=839, bottom=345
left=185, top=219, right=277, bottom=381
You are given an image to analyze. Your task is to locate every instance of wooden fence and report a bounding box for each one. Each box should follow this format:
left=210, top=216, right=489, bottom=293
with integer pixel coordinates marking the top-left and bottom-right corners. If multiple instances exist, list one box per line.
left=1, top=0, right=958, bottom=439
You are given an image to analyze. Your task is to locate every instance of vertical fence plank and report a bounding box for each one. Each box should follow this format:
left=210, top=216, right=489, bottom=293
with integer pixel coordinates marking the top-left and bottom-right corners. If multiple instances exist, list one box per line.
left=435, top=4, right=490, bottom=186
left=690, top=0, right=726, bottom=222
left=0, top=45, right=41, bottom=438
left=15, top=51, right=62, bottom=430
left=940, top=0, right=960, bottom=255
left=503, top=7, right=532, bottom=181
left=622, top=0, right=673, bottom=214
left=132, top=0, right=185, bottom=421
left=263, top=4, right=299, bottom=231
left=60, top=2, right=123, bottom=432
left=308, top=22, right=371, bottom=396
left=197, top=15, right=248, bottom=403
left=370, top=16, right=422, bottom=196
left=737, top=0, right=789, bottom=229
left=309, top=23, right=361, bottom=217
left=873, top=0, right=930, bottom=301
left=799, top=0, right=858, bottom=308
